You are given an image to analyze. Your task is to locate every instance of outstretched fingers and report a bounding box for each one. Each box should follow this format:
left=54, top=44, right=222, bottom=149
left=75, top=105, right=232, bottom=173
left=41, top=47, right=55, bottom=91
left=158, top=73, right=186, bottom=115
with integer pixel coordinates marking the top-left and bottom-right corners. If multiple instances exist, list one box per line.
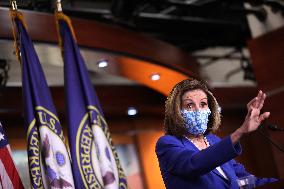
left=257, top=91, right=266, bottom=110
left=247, top=97, right=257, bottom=109
left=254, top=90, right=262, bottom=108
left=252, top=90, right=267, bottom=110
left=247, top=90, right=263, bottom=109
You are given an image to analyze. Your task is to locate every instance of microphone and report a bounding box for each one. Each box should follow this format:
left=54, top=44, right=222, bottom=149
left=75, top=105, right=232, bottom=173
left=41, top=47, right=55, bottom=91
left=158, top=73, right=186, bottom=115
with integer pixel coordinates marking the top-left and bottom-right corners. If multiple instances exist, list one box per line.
left=268, top=124, right=284, bottom=131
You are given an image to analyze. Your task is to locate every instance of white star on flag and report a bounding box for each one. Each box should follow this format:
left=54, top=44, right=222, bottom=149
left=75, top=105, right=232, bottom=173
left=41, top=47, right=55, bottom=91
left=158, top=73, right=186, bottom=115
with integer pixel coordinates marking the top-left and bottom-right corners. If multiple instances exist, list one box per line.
left=0, top=133, right=5, bottom=141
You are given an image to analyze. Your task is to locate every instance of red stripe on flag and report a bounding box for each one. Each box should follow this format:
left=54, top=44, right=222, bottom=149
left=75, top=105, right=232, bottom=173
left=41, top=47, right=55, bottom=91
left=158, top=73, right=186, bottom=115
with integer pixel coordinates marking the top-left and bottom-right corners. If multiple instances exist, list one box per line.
left=0, top=146, right=24, bottom=189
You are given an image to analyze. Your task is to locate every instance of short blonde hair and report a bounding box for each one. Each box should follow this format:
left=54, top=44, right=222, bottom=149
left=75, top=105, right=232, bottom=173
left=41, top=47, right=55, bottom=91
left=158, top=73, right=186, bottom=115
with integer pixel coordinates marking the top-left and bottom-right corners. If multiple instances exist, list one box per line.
left=164, top=78, right=221, bottom=137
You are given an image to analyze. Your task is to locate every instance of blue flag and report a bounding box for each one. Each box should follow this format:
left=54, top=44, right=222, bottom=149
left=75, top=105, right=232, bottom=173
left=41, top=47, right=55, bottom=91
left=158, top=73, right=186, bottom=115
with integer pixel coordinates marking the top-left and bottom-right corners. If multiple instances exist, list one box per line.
left=11, top=11, right=75, bottom=189
left=56, top=12, right=128, bottom=189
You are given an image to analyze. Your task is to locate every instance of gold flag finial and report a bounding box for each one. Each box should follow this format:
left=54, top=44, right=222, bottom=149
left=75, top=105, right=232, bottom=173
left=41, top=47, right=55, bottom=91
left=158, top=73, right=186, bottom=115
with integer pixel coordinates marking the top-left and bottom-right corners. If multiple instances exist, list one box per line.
left=56, top=0, right=62, bottom=12
left=10, top=0, right=18, bottom=10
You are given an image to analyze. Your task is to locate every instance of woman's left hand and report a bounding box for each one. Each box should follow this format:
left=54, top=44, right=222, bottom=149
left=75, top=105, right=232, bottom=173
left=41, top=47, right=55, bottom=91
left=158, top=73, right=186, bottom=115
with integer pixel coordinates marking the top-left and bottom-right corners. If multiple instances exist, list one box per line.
left=241, top=90, right=270, bottom=133
left=231, top=90, right=270, bottom=143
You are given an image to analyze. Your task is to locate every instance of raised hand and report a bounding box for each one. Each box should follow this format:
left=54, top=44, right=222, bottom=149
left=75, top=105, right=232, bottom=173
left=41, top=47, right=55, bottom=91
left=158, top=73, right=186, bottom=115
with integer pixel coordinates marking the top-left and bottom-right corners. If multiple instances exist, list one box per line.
left=242, top=90, right=270, bottom=133
left=231, top=90, right=270, bottom=144
left=246, top=90, right=265, bottom=116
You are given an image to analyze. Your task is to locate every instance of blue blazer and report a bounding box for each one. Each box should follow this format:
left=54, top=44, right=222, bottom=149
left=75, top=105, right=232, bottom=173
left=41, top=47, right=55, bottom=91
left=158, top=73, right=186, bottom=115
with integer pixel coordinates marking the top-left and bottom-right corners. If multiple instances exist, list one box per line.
left=156, top=134, right=277, bottom=189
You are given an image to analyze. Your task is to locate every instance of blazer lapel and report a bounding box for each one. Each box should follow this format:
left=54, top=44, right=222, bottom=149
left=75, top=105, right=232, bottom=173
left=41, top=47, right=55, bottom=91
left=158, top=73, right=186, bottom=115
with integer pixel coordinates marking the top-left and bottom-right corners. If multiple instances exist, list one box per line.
left=212, top=168, right=228, bottom=181
left=206, top=135, right=230, bottom=182
left=220, top=162, right=235, bottom=183
left=203, top=135, right=239, bottom=188
left=181, top=136, right=199, bottom=151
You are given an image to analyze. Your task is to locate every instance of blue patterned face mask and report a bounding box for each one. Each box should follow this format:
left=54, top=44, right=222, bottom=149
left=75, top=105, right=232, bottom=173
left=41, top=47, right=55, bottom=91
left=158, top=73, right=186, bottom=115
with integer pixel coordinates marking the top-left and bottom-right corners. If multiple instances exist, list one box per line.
left=181, top=109, right=211, bottom=135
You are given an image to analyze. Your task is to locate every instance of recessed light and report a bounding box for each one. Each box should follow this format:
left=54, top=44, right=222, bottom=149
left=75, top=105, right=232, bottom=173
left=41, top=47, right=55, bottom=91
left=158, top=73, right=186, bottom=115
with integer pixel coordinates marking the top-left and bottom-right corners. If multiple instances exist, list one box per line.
left=127, top=107, right=137, bottom=116
left=97, top=59, right=108, bottom=68
left=150, top=73, right=160, bottom=81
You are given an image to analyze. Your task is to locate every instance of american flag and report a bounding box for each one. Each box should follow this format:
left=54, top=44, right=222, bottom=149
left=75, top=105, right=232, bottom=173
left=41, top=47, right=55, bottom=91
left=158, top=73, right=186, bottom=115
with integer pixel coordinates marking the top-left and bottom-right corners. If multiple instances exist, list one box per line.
left=0, top=122, right=24, bottom=189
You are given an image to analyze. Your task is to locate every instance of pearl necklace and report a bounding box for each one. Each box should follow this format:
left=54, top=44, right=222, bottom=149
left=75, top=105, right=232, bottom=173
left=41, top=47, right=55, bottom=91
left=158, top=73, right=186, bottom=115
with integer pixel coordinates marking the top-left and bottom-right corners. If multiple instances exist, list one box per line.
left=184, top=135, right=210, bottom=150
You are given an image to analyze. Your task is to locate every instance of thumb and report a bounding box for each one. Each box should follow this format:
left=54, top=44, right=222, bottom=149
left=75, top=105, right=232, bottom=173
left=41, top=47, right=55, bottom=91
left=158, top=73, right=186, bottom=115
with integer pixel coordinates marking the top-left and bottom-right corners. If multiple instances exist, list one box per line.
left=259, top=112, right=270, bottom=122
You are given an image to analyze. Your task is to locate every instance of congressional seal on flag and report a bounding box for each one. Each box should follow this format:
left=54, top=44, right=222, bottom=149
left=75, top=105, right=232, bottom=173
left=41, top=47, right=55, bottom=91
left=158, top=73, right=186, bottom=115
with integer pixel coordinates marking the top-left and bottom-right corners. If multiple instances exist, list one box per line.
left=10, top=9, right=75, bottom=189
left=56, top=9, right=128, bottom=189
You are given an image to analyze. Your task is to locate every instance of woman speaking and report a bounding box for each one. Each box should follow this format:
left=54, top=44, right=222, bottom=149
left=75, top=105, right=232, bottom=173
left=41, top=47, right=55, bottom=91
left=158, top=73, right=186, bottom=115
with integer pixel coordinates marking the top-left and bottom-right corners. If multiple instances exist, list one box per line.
left=156, top=79, right=277, bottom=189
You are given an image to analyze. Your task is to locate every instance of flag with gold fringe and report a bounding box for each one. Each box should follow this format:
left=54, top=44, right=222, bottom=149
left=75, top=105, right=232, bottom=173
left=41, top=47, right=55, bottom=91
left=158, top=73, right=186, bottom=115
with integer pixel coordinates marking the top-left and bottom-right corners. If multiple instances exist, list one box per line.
left=10, top=10, right=75, bottom=189
left=56, top=11, right=128, bottom=189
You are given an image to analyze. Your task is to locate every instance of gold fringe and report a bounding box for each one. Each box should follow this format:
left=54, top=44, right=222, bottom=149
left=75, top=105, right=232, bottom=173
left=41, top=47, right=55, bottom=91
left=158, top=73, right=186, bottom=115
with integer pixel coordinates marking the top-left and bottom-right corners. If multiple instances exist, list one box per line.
left=55, top=11, right=77, bottom=54
left=9, top=10, right=27, bottom=63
